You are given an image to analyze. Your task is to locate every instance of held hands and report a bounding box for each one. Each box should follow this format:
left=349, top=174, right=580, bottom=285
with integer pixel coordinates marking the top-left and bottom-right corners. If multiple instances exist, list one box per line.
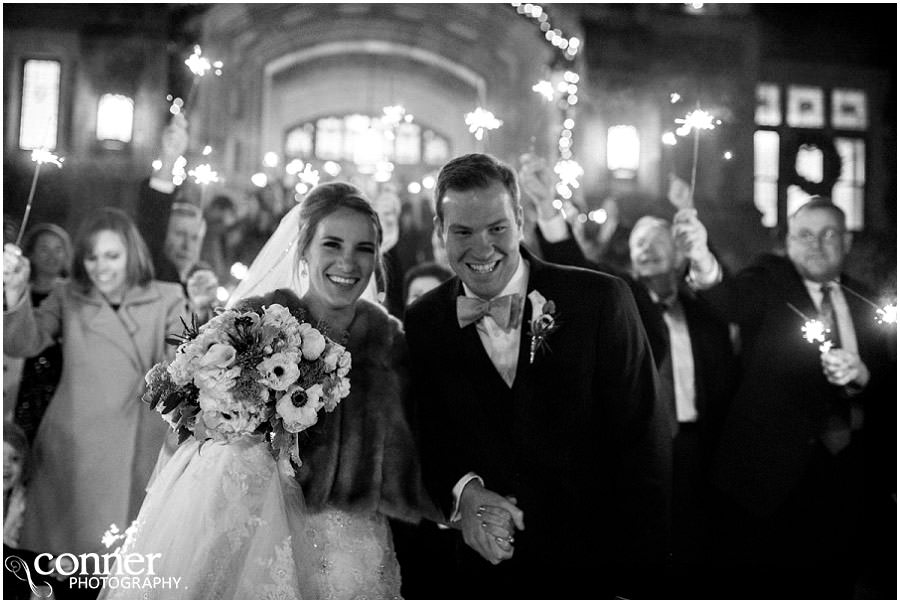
left=518, top=154, right=558, bottom=221
left=186, top=269, right=219, bottom=310
left=3, top=243, right=30, bottom=308
left=457, top=480, right=525, bottom=565
left=821, top=348, right=870, bottom=388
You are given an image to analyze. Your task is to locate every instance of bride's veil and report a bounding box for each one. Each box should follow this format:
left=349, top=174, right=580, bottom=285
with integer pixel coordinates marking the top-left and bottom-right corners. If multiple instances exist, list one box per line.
left=225, top=201, right=379, bottom=308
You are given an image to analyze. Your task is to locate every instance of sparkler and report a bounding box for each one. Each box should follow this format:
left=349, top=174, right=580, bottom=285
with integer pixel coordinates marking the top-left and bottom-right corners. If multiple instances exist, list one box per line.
left=188, top=163, right=219, bottom=207
left=15, top=149, right=65, bottom=247
left=787, top=302, right=835, bottom=353
left=465, top=107, right=503, bottom=142
left=674, top=107, right=720, bottom=207
left=171, top=45, right=224, bottom=117
left=836, top=281, right=897, bottom=325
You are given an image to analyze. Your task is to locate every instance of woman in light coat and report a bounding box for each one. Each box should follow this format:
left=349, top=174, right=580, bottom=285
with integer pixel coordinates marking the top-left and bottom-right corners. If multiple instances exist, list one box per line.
left=3, top=208, right=187, bottom=556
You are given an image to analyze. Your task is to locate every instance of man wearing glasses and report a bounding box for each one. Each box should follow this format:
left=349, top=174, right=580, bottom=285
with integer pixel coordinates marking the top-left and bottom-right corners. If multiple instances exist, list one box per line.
left=675, top=196, right=895, bottom=599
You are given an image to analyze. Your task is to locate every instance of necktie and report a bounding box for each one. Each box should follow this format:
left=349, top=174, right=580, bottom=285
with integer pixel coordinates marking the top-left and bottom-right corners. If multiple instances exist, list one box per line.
left=819, top=282, right=851, bottom=454
left=457, top=294, right=523, bottom=331
left=820, top=283, right=842, bottom=348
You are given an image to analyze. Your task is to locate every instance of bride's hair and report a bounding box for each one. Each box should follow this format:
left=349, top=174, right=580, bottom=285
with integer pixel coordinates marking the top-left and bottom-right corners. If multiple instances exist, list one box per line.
left=294, top=182, right=385, bottom=279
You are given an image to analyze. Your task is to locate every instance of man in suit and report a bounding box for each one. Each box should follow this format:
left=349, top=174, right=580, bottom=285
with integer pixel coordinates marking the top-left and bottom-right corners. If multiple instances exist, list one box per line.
left=678, top=196, right=896, bottom=598
left=528, top=193, right=737, bottom=597
left=405, top=153, right=671, bottom=599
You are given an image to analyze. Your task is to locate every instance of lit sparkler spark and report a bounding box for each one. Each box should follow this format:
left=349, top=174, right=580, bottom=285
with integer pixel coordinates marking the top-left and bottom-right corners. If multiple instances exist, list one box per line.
left=382, top=105, right=411, bottom=127
left=184, top=45, right=223, bottom=78
left=876, top=303, right=897, bottom=325
left=837, top=282, right=897, bottom=326
left=788, top=302, right=834, bottom=354
left=465, top=107, right=503, bottom=141
left=297, top=164, right=320, bottom=187
left=532, top=80, right=555, bottom=102
left=554, top=159, right=584, bottom=189
left=188, top=164, right=219, bottom=186
left=675, top=109, right=717, bottom=135
left=31, top=148, right=64, bottom=167
left=801, top=319, right=828, bottom=345
left=15, top=148, right=67, bottom=246
left=801, top=319, right=834, bottom=353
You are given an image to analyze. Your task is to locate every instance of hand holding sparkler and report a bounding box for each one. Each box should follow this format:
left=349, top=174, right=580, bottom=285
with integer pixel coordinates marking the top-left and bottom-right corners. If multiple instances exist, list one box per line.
left=673, top=208, right=717, bottom=278
left=820, top=347, right=870, bottom=388
left=3, top=243, right=30, bottom=308
left=518, top=153, right=558, bottom=220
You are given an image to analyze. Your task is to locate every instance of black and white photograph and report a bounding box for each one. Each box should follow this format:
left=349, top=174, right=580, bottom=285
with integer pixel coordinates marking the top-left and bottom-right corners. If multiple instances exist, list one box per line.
left=2, top=3, right=896, bottom=600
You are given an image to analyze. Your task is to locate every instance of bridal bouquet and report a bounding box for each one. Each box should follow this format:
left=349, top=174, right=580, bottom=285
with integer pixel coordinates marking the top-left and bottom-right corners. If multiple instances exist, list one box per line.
left=142, top=304, right=351, bottom=468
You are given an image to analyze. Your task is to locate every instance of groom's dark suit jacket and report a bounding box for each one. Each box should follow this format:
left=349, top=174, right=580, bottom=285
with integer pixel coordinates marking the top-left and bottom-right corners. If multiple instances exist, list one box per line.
left=405, top=247, right=671, bottom=599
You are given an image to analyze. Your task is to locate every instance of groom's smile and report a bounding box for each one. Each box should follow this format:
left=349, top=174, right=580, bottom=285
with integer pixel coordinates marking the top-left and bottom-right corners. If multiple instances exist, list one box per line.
left=439, top=180, right=523, bottom=300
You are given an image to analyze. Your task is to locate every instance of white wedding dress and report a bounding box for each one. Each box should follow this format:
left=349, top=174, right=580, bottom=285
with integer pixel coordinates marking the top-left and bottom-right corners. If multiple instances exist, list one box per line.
left=101, top=435, right=402, bottom=599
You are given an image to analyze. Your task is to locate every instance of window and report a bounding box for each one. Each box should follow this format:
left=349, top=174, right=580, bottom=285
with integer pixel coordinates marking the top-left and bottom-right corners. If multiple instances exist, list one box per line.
left=832, top=89, right=867, bottom=130
left=786, top=85, right=824, bottom=128
left=96, top=94, right=134, bottom=144
left=755, top=83, right=781, bottom=127
left=285, top=116, right=450, bottom=168
left=753, top=130, right=779, bottom=228
left=19, top=59, right=61, bottom=150
left=833, top=137, right=865, bottom=229
left=753, top=82, right=867, bottom=230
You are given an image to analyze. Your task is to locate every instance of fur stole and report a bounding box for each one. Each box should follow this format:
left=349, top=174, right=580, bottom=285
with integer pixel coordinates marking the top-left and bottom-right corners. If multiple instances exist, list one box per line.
left=237, top=288, right=435, bottom=524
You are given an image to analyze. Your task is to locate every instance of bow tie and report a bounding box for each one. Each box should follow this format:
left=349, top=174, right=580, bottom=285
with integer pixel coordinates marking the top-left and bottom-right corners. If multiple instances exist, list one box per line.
left=457, top=294, right=523, bottom=331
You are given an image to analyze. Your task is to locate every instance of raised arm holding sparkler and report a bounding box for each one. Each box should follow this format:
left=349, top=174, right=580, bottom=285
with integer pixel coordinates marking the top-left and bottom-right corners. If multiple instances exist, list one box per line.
left=677, top=195, right=895, bottom=597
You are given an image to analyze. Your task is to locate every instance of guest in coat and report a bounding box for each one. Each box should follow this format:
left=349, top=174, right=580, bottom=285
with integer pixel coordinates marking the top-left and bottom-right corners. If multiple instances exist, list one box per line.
left=3, top=208, right=188, bottom=557
left=678, top=196, right=896, bottom=599
left=405, top=153, right=671, bottom=599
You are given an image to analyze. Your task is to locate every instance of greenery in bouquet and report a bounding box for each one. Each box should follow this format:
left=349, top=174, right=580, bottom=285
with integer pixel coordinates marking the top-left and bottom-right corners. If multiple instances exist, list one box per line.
left=143, top=304, right=351, bottom=469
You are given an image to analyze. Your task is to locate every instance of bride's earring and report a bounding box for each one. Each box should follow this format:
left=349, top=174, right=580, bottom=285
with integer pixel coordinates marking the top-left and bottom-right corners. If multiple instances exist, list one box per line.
left=299, top=259, right=309, bottom=279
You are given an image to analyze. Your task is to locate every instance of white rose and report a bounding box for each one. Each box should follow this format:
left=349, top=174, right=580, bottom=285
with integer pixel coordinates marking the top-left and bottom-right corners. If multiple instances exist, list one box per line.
left=199, top=343, right=237, bottom=369
left=337, top=351, right=352, bottom=378
left=322, top=343, right=344, bottom=373
left=298, top=324, right=327, bottom=360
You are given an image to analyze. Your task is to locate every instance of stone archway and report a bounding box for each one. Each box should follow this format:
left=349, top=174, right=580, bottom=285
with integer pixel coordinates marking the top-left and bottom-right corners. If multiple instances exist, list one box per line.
left=194, top=3, right=567, bottom=187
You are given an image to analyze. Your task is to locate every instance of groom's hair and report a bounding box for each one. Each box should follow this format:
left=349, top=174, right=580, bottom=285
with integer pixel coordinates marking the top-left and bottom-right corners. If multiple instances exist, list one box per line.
left=294, top=181, right=385, bottom=279
left=434, top=153, right=520, bottom=225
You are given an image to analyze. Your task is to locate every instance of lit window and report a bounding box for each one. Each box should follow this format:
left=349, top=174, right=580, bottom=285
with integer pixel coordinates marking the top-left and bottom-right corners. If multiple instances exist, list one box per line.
left=285, top=123, right=314, bottom=157
left=753, top=130, right=779, bottom=228
left=395, top=122, right=421, bottom=165
left=96, top=94, right=134, bottom=143
left=833, top=137, right=865, bottom=230
left=606, top=125, right=640, bottom=177
left=755, top=83, right=781, bottom=126
left=344, top=114, right=373, bottom=162
left=19, top=59, right=61, bottom=150
left=423, top=130, right=450, bottom=165
left=787, top=85, right=824, bottom=128
left=315, top=117, right=343, bottom=160
left=832, top=89, right=867, bottom=130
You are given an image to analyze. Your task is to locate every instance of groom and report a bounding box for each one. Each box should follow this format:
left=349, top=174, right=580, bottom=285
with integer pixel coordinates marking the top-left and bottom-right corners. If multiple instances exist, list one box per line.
left=405, top=153, right=671, bottom=599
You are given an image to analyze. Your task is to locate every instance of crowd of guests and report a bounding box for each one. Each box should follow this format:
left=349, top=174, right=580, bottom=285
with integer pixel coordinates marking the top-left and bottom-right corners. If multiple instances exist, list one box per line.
left=2, top=117, right=895, bottom=600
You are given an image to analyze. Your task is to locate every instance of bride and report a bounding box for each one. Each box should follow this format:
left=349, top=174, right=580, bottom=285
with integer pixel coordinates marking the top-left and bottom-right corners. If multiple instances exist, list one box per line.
left=102, top=182, right=435, bottom=599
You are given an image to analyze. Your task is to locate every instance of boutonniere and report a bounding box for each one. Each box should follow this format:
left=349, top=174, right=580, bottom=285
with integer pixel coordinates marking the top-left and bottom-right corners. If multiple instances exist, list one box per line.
left=527, top=290, right=559, bottom=364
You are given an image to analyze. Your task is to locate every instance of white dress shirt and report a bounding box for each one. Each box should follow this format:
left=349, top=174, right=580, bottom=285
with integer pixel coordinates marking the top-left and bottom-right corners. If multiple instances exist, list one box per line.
left=651, top=291, right=698, bottom=423
left=450, top=258, right=530, bottom=521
